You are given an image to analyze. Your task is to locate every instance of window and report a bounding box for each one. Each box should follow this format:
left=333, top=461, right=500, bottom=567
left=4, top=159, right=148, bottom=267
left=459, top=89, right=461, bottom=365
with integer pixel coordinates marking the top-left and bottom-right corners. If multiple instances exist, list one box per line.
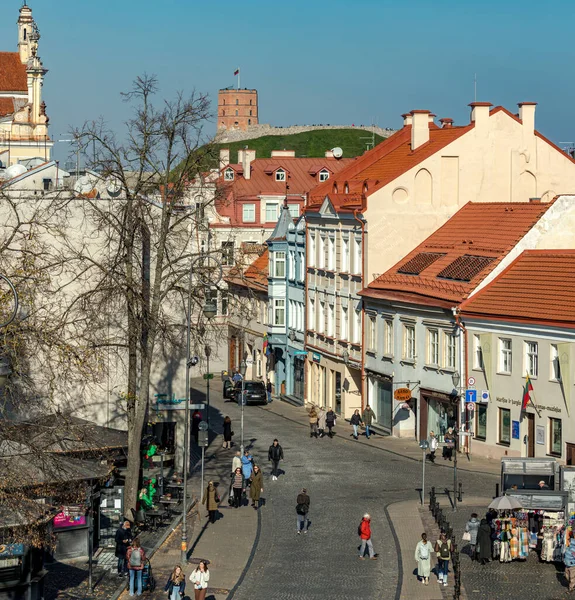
left=222, top=110, right=225, bottom=116
left=224, top=168, right=234, bottom=181
left=318, top=301, right=325, bottom=334
left=23, top=28, right=27, bottom=40
left=298, top=251, right=305, bottom=282
left=499, top=338, right=512, bottom=374
left=341, top=306, right=348, bottom=340
left=499, top=408, right=511, bottom=444
left=353, top=237, right=362, bottom=274
left=289, top=250, right=296, bottom=280
left=384, top=319, right=393, bottom=355
left=274, top=299, right=285, bottom=326
left=43, top=178, right=52, bottom=191
left=235, top=110, right=239, bottom=116
left=309, top=232, right=315, bottom=267
left=221, top=241, right=234, bottom=266
left=249, top=109, right=252, bottom=116
left=265, top=203, right=278, bottom=222
left=318, top=235, right=326, bottom=269
left=427, top=329, right=439, bottom=366
left=249, top=99, right=252, bottom=105
left=473, top=334, right=483, bottom=370
left=274, top=251, right=286, bottom=278
left=327, top=237, right=335, bottom=270
left=341, top=236, right=349, bottom=272
left=403, top=324, right=416, bottom=361
left=236, top=99, right=239, bottom=105
left=353, top=308, right=361, bottom=344
left=550, top=344, right=561, bottom=381
left=476, top=404, right=487, bottom=440
left=223, top=99, right=226, bottom=105
left=444, top=332, right=456, bottom=369
left=327, top=304, right=334, bottom=337
left=525, top=341, right=539, bottom=377
left=275, top=169, right=286, bottom=182
left=367, top=316, right=376, bottom=352
left=308, top=298, right=315, bottom=330
left=248, top=119, right=251, bottom=125
left=319, top=169, right=329, bottom=182
left=550, top=418, right=562, bottom=455
left=288, top=204, right=299, bottom=219
left=195, top=201, right=205, bottom=223
left=242, top=203, right=255, bottom=222
left=220, top=291, right=228, bottom=316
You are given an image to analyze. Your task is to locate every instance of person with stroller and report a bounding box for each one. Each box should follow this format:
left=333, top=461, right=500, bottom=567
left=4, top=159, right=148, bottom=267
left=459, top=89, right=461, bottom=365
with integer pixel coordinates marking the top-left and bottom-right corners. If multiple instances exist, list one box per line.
left=126, top=537, right=146, bottom=596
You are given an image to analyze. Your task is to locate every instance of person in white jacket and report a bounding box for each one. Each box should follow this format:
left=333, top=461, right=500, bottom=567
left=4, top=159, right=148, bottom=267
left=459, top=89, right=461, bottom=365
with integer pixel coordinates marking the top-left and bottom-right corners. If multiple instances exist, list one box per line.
left=428, top=431, right=438, bottom=463
left=189, top=560, right=209, bottom=600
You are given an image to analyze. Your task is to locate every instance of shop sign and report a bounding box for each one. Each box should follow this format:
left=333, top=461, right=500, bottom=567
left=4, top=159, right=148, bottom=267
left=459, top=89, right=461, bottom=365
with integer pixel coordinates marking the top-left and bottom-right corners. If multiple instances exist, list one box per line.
left=312, top=352, right=321, bottom=364
left=293, top=350, right=308, bottom=356
left=0, top=543, right=25, bottom=558
left=512, top=420, right=520, bottom=439
left=54, top=505, right=87, bottom=529
left=394, top=387, right=412, bottom=402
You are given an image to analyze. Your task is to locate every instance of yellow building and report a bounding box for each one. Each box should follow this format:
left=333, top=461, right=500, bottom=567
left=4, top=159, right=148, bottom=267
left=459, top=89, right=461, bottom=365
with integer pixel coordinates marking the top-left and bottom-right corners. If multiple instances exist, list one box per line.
left=0, top=2, right=52, bottom=167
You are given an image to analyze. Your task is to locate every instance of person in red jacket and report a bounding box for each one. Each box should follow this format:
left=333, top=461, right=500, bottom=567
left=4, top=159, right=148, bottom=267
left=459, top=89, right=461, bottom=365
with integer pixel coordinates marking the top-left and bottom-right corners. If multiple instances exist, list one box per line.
left=358, top=514, right=377, bottom=560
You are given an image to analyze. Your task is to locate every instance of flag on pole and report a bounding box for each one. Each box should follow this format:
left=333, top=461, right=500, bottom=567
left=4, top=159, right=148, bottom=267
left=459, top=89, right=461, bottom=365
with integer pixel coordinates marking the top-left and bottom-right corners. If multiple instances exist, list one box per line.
left=234, top=68, right=240, bottom=76
left=262, top=332, right=268, bottom=356
left=522, top=373, right=534, bottom=411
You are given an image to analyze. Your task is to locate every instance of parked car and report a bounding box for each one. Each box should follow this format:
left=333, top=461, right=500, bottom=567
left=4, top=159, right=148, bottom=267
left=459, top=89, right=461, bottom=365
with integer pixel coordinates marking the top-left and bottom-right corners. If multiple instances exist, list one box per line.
left=235, top=380, right=267, bottom=405
left=223, top=379, right=234, bottom=400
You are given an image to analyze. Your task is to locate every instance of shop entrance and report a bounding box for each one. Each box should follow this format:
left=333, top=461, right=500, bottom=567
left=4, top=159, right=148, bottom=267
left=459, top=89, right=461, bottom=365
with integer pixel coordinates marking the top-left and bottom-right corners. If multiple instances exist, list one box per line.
left=526, top=413, right=535, bottom=457
left=425, top=395, right=457, bottom=443
left=567, top=443, right=575, bottom=466
left=335, top=372, right=342, bottom=414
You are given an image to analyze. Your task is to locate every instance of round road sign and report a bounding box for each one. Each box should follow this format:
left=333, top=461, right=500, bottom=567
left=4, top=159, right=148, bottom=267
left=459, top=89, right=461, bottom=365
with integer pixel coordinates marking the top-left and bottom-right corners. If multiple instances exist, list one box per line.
left=467, top=376, right=476, bottom=387
left=198, top=420, right=208, bottom=431
left=466, top=403, right=475, bottom=412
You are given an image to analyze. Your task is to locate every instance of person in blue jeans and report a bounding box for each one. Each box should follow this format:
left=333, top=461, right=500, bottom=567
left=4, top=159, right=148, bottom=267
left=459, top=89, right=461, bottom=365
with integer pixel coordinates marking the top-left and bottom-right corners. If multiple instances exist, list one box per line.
left=435, top=531, right=451, bottom=587
left=164, top=565, right=186, bottom=599
left=350, top=410, right=362, bottom=440
left=362, top=405, right=376, bottom=439
left=126, top=538, right=146, bottom=596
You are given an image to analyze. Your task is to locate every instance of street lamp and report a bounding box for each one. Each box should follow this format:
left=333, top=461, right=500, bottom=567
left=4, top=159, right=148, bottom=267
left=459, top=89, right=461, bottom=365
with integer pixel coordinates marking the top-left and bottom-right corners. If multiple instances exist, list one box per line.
left=239, top=358, right=247, bottom=454
left=203, top=297, right=217, bottom=320
left=450, top=370, right=461, bottom=512
left=204, top=344, right=212, bottom=429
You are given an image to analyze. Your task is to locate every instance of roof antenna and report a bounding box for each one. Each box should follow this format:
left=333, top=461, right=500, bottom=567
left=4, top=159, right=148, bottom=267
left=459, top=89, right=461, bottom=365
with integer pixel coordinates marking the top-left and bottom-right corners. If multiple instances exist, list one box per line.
left=474, top=73, right=477, bottom=103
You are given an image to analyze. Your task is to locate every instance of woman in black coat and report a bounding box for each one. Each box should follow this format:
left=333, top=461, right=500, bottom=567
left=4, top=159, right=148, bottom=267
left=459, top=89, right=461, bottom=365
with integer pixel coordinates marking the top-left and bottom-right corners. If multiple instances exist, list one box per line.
left=477, top=518, right=492, bottom=565
left=223, top=416, right=233, bottom=449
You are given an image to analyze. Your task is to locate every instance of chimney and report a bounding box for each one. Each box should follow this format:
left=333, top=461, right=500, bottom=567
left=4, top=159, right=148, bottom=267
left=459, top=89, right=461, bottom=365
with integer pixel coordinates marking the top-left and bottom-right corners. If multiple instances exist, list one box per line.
left=410, top=110, right=431, bottom=150
left=529, top=197, right=541, bottom=203
left=518, top=102, right=537, bottom=135
left=324, top=150, right=334, bottom=158
left=238, top=148, right=256, bottom=179
left=428, top=113, right=436, bottom=124
left=270, top=150, right=296, bottom=158
left=219, top=148, right=230, bottom=171
left=439, top=118, right=453, bottom=129
left=469, top=102, right=493, bottom=131
left=402, top=113, right=413, bottom=126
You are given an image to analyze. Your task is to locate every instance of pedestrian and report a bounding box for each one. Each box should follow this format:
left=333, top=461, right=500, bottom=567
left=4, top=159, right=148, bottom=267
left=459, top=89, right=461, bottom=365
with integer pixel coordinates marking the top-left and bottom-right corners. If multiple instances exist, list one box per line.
left=428, top=431, right=438, bottom=463
left=126, top=537, right=146, bottom=596
left=189, top=560, right=210, bottom=600
left=202, top=481, right=219, bottom=524
left=296, top=488, right=310, bottom=534
left=317, top=407, right=327, bottom=437
left=443, top=428, right=455, bottom=461
left=268, top=438, right=284, bottom=480
left=266, top=379, right=272, bottom=403
left=114, top=520, right=132, bottom=576
left=232, top=450, right=241, bottom=475
left=191, top=410, right=202, bottom=443
left=465, top=513, right=480, bottom=560
left=326, top=407, right=336, bottom=438
left=435, top=530, right=452, bottom=587
left=232, top=369, right=242, bottom=383
left=222, top=416, right=233, bottom=449
left=358, top=513, right=377, bottom=559
left=477, top=518, right=492, bottom=565
left=250, top=465, right=263, bottom=509
left=565, top=534, right=575, bottom=591
left=361, top=405, right=376, bottom=439
left=308, top=405, right=318, bottom=438
left=164, top=565, right=186, bottom=599
left=350, top=409, right=362, bottom=440
left=415, top=532, right=431, bottom=585
left=231, top=467, right=244, bottom=508
left=241, top=450, right=253, bottom=481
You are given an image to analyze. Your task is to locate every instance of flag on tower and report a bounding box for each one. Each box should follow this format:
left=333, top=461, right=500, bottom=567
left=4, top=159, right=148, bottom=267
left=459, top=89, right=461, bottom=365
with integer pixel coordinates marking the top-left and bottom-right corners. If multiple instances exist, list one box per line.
left=234, top=68, right=240, bottom=76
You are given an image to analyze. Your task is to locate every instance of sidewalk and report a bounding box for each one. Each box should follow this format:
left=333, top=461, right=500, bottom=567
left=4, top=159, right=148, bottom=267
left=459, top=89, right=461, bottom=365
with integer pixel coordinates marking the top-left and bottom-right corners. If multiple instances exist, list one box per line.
left=266, top=398, right=502, bottom=477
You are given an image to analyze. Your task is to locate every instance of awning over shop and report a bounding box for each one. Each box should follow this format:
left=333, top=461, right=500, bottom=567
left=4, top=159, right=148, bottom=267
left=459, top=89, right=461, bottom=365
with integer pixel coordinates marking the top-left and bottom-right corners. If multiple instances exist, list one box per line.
left=505, top=490, right=568, bottom=511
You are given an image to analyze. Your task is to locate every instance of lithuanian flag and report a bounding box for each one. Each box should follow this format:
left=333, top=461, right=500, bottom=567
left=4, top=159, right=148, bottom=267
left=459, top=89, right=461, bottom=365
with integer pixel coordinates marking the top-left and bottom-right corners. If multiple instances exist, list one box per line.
left=522, top=374, right=534, bottom=411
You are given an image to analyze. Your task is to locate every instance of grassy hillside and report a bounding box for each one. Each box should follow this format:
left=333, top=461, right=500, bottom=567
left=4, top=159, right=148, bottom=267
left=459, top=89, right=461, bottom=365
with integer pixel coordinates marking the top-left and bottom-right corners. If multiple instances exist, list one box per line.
left=214, top=128, right=385, bottom=164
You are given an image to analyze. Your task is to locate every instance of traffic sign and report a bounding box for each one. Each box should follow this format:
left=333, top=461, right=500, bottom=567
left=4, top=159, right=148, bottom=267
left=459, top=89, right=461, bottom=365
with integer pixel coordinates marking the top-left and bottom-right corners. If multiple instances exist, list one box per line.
left=465, top=389, right=477, bottom=403
left=203, top=373, right=214, bottom=380
left=189, top=403, right=205, bottom=410
left=467, top=376, right=476, bottom=387
left=481, top=390, right=490, bottom=403
left=467, top=402, right=475, bottom=412
left=198, top=420, right=208, bottom=431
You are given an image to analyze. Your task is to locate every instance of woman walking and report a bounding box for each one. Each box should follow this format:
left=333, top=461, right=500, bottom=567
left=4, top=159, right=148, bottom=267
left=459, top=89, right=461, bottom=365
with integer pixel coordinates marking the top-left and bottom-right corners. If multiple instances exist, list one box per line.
left=415, top=533, right=431, bottom=585
left=249, top=465, right=263, bottom=509
left=231, top=467, right=244, bottom=508
left=164, top=565, right=186, bottom=599
left=241, top=450, right=253, bottom=481
left=308, top=405, right=318, bottom=438
left=189, top=560, right=210, bottom=600
left=435, top=530, right=452, bottom=586
left=222, top=416, right=233, bottom=449
left=477, top=518, right=492, bottom=565
left=126, top=537, right=146, bottom=596
left=326, top=407, right=336, bottom=438
left=428, top=431, right=438, bottom=463
left=317, top=407, right=327, bottom=437
left=350, top=409, right=362, bottom=440
left=443, top=428, right=455, bottom=461
left=465, top=513, right=480, bottom=560
left=202, top=481, right=219, bottom=524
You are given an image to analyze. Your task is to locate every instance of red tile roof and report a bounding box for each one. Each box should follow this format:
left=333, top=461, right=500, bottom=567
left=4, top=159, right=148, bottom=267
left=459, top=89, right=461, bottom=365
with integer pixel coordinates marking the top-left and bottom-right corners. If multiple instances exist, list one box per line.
left=361, top=201, right=553, bottom=305
left=460, top=250, right=575, bottom=327
left=225, top=248, right=269, bottom=292
left=0, top=98, right=16, bottom=117
left=0, top=53, right=27, bottom=93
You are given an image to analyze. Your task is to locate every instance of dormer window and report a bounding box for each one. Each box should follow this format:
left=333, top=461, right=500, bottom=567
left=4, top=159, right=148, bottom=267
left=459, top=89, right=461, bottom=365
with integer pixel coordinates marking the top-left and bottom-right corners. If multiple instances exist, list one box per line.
left=275, top=168, right=286, bottom=182
left=224, top=168, right=234, bottom=181
left=319, top=169, right=329, bottom=182
left=344, top=182, right=349, bottom=194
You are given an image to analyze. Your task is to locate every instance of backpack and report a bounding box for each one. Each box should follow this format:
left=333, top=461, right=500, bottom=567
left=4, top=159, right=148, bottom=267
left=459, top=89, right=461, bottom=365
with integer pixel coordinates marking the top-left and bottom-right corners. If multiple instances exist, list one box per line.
left=296, top=503, right=308, bottom=515
left=129, top=548, right=142, bottom=567
left=419, top=543, right=429, bottom=560
left=439, top=541, right=450, bottom=559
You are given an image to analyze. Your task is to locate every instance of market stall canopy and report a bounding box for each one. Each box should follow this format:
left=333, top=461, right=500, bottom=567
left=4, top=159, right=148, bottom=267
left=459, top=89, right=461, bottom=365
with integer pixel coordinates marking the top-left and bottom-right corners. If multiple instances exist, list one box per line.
left=506, top=490, right=568, bottom=511
left=488, top=495, right=523, bottom=511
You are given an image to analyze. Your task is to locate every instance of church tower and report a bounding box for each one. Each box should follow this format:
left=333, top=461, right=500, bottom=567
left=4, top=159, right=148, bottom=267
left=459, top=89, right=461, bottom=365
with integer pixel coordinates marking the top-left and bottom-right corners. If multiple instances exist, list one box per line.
left=17, top=1, right=34, bottom=64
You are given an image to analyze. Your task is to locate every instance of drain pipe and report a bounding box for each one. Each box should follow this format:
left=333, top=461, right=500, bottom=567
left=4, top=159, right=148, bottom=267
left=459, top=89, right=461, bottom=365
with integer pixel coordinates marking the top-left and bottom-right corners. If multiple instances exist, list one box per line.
left=353, top=208, right=367, bottom=410
left=452, top=306, right=469, bottom=454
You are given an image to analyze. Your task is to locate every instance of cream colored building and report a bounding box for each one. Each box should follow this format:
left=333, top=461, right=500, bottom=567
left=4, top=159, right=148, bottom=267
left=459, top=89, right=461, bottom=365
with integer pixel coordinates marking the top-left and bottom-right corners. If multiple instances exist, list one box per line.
left=306, top=103, right=575, bottom=418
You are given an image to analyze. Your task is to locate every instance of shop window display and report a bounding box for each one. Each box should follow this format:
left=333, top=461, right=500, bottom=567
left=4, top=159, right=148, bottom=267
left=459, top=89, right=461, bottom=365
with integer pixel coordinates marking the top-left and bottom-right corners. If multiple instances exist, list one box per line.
left=427, top=398, right=457, bottom=442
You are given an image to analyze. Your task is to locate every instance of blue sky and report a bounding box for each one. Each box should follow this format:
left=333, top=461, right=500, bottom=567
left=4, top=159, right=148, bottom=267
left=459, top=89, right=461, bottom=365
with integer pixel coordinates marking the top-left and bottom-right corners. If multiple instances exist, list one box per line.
left=3, top=0, right=575, bottom=162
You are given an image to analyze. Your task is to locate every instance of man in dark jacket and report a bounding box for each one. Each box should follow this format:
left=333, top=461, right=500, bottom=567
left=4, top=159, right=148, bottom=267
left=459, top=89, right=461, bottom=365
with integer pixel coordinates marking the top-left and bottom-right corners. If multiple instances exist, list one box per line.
left=114, top=520, right=132, bottom=576
left=268, top=439, right=284, bottom=481
left=296, top=488, right=310, bottom=534
left=477, top=518, right=492, bottom=565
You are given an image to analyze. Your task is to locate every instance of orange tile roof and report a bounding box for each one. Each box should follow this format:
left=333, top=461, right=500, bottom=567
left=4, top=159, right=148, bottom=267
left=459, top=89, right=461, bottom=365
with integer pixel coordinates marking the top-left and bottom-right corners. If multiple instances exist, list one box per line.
left=0, top=53, right=27, bottom=93
left=460, top=250, right=575, bottom=326
left=361, top=201, right=552, bottom=305
left=0, top=98, right=16, bottom=117
left=225, top=248, right=269, bottom=292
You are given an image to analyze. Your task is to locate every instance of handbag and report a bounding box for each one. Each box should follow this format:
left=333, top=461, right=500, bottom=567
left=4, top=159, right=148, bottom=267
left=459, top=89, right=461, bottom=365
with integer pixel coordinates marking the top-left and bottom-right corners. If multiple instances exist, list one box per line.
left=462, top=531, right=471, bottom=542
left=231, top=431, right=235, bottom=436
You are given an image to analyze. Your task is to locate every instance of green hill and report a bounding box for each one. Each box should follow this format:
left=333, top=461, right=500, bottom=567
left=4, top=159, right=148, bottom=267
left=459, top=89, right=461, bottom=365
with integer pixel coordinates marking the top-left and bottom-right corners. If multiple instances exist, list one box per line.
left=214, top=128, right=385, bottom=164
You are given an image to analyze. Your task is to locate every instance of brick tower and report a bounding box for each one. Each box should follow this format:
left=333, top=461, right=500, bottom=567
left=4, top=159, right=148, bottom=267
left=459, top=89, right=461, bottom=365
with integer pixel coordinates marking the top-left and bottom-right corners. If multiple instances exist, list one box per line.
left=217, top=88, right=258, bottom=131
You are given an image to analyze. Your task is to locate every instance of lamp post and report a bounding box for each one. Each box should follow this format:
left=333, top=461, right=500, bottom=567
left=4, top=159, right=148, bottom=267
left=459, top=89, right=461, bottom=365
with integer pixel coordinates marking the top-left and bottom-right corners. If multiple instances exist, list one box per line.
left=451, top=371, right=461, bottom=512
left=239, top=358, right=247, bottom=453
left=204, top=345, right=212, bottom=428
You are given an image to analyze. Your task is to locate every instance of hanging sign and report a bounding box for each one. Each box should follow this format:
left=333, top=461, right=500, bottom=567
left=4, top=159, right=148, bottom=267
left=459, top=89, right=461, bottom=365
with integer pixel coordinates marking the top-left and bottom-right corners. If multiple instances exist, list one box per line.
left=394, top=387, right=412, bottom=402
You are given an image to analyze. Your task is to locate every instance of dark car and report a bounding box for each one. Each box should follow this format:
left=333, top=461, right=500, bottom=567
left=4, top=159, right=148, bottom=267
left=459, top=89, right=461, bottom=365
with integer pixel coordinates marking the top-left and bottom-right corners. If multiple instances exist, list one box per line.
left=223, top=379, right=234, bottom=400
left=236, top=381, right=267, bottom=405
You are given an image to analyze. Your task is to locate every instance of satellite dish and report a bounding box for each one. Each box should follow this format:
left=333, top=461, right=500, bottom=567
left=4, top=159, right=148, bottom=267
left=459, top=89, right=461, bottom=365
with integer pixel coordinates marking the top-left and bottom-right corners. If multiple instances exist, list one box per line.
left=5, top=164, right=27, bottom=179
left=332, top=147, right=343, bottom=159
left=74, top=175, right=96, bottom=195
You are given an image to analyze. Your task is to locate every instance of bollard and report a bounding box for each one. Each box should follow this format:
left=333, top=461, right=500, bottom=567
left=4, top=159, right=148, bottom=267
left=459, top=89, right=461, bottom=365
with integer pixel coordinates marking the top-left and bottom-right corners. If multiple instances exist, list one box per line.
left=458, top=482, right=463, bottom=502
left=495, top=482, right=499, bottom=498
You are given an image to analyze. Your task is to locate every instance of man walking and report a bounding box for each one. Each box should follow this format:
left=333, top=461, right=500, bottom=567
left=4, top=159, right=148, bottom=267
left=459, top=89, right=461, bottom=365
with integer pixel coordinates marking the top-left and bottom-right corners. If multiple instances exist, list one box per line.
left=358, top=513, right=377, bottom=560
left=362, top=405, right=376, bottom=439
left=114, top=520, right=132, bottom=576
left=266, top=379, right=273, bottom=404
left=268, top=438, right=284, bottom=480
left=296, top=488, right=310, bottom=534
